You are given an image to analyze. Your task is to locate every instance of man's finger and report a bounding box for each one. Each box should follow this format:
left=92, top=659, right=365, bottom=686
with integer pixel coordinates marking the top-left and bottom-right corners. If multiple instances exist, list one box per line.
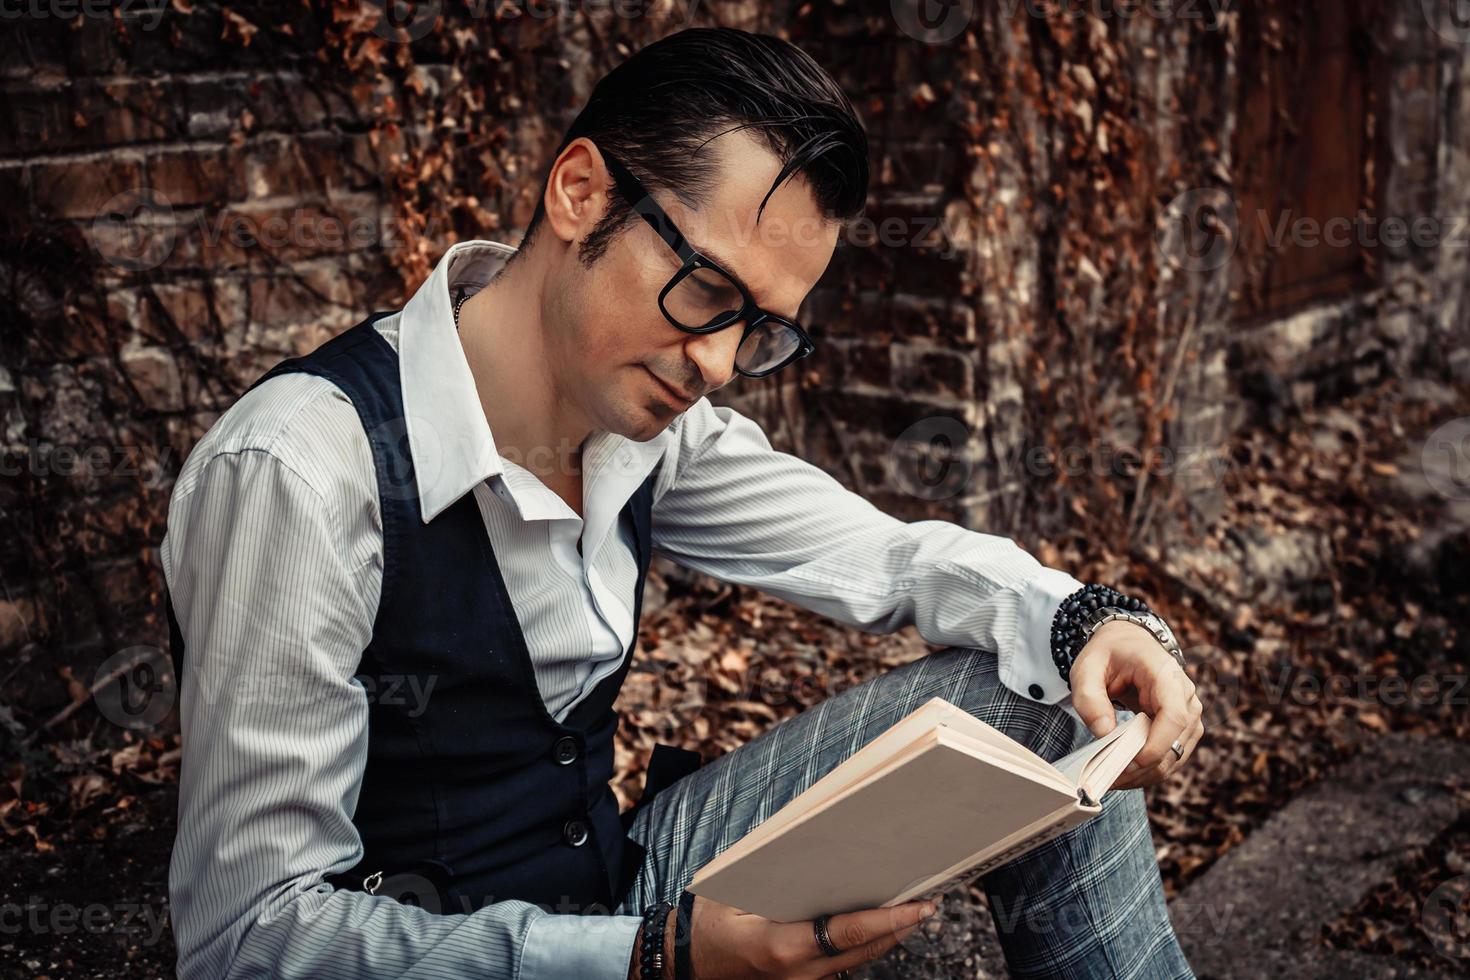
left=825, top=900, right=935, bottom=952
left=1171, top=717, right=1205, bottom=768
left=816, top=918, right=924, bottom=977
left=779, top=900, right=935, bottom=969
left=1134, top=694, right=1193, bottom=770
left=1067, top=645, right=1117, bottom=737
left=1113, top=713, right=1205, bottom=789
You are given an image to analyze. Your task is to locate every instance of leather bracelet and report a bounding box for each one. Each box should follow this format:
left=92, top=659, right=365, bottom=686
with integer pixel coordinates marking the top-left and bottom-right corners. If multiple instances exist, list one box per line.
left=674, top=890, right=695, bottom=980
left=639, top=900, right=673, bottom=980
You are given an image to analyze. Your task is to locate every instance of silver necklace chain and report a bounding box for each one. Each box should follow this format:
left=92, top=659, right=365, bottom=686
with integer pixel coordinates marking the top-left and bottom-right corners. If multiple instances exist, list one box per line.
left=452, top=290, right=468, bottom=329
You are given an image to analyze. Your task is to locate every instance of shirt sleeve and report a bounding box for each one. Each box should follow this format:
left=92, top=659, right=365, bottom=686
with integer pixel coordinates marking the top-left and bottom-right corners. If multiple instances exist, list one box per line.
left=162, top=445, right=640, bottom=980
left=649, top=399, right=1085, bottom=720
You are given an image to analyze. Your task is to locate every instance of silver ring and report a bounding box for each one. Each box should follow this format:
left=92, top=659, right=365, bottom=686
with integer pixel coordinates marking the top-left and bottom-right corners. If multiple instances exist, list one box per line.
left=813, top=913, right=843, bottom=956
left=1170, top=739, right=1186, bottom=761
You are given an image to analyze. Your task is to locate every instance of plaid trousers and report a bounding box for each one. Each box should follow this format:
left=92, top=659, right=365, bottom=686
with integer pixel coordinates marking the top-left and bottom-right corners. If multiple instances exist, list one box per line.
left=614, top=646, right=1196, bottom=980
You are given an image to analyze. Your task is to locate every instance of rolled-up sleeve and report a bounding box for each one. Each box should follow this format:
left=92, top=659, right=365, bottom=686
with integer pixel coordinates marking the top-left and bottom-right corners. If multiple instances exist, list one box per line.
left=162, top=442, right=639, bottom=980
left=649, top=399, right=1085, bottom=717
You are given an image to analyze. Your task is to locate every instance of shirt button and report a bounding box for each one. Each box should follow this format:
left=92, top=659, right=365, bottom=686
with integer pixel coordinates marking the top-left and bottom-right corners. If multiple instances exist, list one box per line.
left=562, top=818, right=590, bottom=847
left=552, top=735, right=580, bottom=765
left=1028, top=683, right=1045, bottom=699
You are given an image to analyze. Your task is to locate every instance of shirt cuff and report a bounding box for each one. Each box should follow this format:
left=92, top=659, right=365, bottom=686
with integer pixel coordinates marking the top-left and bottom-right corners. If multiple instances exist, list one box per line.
left=1004, top=566, right=1086, bottom=713
left=520, top=911, right=642, bottom=980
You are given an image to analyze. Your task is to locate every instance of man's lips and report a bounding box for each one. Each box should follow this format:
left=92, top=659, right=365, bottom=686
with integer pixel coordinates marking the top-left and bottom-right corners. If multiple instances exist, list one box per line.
left=645, top=368, right=696, bottom=406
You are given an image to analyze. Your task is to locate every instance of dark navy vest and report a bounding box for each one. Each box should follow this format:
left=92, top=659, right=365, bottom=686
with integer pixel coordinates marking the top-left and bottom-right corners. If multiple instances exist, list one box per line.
left=164, top=312, right=693, bottom=916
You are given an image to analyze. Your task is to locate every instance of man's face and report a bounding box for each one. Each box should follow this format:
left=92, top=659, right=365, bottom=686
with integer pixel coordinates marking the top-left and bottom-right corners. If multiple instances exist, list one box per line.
left=543, top=132, right=841, bottom=442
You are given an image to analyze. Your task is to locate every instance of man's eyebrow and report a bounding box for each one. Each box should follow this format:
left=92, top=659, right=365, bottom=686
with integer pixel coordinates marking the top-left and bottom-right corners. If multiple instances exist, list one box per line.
left=694, top=241, right=802, bottom=321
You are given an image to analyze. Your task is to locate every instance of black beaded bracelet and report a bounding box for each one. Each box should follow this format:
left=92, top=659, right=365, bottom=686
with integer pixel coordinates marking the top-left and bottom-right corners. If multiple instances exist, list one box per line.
left=639, top=900, right=674, bottom=980
left=1050, top=583, right=1152, bottom=685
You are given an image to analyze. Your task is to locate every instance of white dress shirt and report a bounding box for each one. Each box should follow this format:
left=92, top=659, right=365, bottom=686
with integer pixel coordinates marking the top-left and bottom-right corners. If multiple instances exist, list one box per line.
left=161, top=239, right=1087, bottom=980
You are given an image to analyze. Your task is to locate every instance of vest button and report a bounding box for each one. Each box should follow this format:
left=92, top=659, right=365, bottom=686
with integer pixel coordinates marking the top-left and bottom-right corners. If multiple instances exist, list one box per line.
left=553, top=735, right=580, bottom=765
left=562, top=818, right=590, bottom=847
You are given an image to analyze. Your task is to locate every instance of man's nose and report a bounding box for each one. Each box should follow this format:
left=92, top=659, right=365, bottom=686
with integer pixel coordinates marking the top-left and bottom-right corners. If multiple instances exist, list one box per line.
left=683, top=322, right=746, bottom=391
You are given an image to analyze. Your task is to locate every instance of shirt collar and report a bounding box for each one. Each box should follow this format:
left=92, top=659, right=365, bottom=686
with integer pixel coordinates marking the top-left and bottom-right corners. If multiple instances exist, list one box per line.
left=398, top=239, right=672, bottom=526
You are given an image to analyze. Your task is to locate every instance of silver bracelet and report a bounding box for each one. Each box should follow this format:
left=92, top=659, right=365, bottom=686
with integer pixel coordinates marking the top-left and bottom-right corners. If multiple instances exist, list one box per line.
left=1085, top=607, right=1187, bottom=672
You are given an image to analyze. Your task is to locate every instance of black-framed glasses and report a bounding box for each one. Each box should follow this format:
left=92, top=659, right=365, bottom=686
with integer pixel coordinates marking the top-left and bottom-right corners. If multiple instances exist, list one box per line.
left=600, top=150, right=816, bottom=379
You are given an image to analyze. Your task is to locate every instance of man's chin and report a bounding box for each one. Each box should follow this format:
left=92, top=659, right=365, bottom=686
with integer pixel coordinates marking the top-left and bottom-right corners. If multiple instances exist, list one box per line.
left=600, top=397, right=679, bottom=442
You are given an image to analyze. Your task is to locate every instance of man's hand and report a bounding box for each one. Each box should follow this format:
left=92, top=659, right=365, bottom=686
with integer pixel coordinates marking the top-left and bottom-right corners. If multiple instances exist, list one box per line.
left=658, top=893, right=939, bottom=979
left=1068, top=620, right=1205, bottom=791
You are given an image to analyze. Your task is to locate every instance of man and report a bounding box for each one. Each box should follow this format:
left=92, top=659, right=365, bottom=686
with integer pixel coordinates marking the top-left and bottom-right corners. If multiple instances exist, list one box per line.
left=163, top=26, right=1202, bottom=980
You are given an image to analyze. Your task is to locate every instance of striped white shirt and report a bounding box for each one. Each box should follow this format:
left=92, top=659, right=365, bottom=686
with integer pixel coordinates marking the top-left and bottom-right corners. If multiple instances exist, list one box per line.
left=161, top=239, right=1086, bottom=980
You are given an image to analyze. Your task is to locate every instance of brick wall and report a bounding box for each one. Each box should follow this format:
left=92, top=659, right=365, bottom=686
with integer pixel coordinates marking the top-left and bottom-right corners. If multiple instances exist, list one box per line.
left=2, top=1, right=1467, bottom=719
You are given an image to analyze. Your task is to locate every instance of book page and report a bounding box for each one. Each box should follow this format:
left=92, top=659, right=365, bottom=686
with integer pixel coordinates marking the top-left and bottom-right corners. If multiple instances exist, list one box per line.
left=1051, top=711, right=1151, bottom=796
left=892, top=799, right=1099, bottom=907
left=694, top=726, right=941, bottom=881
left=688, top=729, right=1079, bottom=922
left=938, top=707, right=1065, bottom=780
left=723, top=697, right=971, bottom=848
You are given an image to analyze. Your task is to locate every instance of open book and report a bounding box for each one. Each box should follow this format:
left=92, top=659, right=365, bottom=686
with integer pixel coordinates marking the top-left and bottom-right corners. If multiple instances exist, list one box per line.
left=686, top=696, right=1151, bottom=922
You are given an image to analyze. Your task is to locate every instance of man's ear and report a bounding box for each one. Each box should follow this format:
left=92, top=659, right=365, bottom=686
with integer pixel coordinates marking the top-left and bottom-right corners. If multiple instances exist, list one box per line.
left=544, top=138, right=609, bottom=245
